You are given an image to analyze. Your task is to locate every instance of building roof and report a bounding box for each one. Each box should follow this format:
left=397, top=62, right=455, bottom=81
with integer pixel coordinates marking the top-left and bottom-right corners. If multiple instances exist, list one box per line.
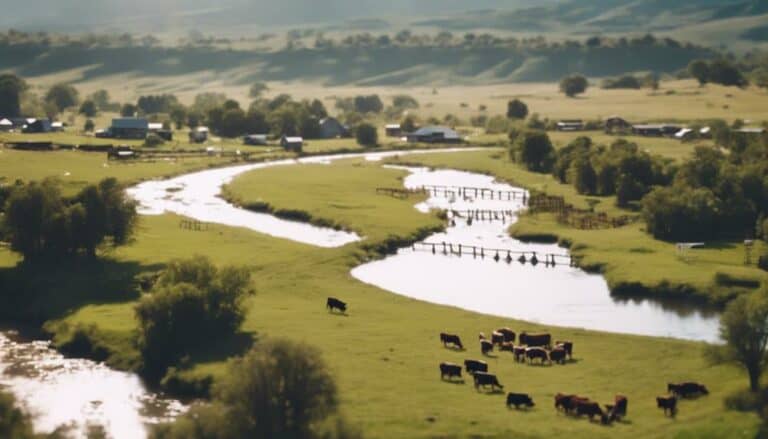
left=282, top=136, right=303, bottom=143
left=194, top=126, right=209, bottom=133
left=385, top=124, right=401, bottom=129
left=112, top=118, right=148, bottom=129
left=148, top=122, right=163, bottom=130
left=51, top=121, right=63, bottom=128
left=674, top=128, right=693, bottom=138
left=736, top=127, right=767, bottom=134
left=410, top=126, right=460, bottom=139
left=0, top=118, right=11, bottom=126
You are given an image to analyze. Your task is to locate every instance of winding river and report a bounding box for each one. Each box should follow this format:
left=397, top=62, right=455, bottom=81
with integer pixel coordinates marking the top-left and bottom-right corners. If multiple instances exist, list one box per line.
left=2, top=148, right=720, bottom=437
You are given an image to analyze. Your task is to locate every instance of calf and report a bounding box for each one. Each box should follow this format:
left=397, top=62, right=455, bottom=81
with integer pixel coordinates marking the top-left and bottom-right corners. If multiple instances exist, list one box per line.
left=549, top=347, right=567, bottom=365
left=555, top=341, right=573, bottom=359
left=497, top=327, right=516, bottom=343
left=525, top=347, right=549, bottom=365
left=513, top=346, right=527, bottom=363
left=657, top=395, right=677, bottom=416
left=440, top=333, right=464, bottom=350
left=481, top=339, right=494, bottom=356
left=605, top=395, right=628, bottom=420
left=520, top=332, right=552, bottom=348
left=668, top=382, right=709, bottom=398
left=491, top=331, right=505, bottom=346
left=473, top=372, right=504, bottom=392
left=574, top=400, right=609, bottom=424
left=439, top=362, right=462, bottom=381
left=464, top=359, right=488, bottom=375
left=506, top=393, right=535, bottom=409
left=326, top=297, right=347, bottom=313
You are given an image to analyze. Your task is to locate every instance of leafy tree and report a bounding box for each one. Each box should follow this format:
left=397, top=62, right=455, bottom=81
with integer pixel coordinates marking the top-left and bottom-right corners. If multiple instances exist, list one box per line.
left=74, top=178, right=139, bottom=257
left=641, top=186, right=721, bottom=241
left=192, top=92, right=228, bottom=115
left=353, top=95, right=384, bottom=113
left=0, top=73, right=28, bottom=117
left=401, top=115, right=417, bottom=133
left=568, top=156, right=597, bottom=194
left=708, top=59, right=748, bottom=88
left=84, top=119, right=95, bottom=132
left=79, top=100, right=98, bottom=117
left=509, top=130, right=555, bottom=173
left=137, top=94, right=180, bottom=114
left=559, top=74, right=588, bottom=98
left=356, top=123, right=378, bottom=147
left=392, top=94, right=419, bottom=109
left=170, top=107, right=186, bottom=130
left=248, top=82, right=269, bottom=98
left=506, top=99, right=529, bottom=119
left=3, top=179, right=65, bottom=260
left=601, top=75, right=642, bottom=89
left=688, top=60, right=710, bottom=85
left=707, top=287, right=768, bottom=391
left=120, top=103, right=137, bottom=117
left=144, top=133, right=165, bottom=148
left=45, top=83, right=79, bottom=112
left=88, top=89, right=111, bottom=110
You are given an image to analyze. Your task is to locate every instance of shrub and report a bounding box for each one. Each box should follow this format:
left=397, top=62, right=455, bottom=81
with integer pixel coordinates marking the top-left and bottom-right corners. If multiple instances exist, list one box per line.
left=601, top=75, right=642, bottom=89
left=506, top=99, right=528, bottom=119
left=559, top=74, right=588, bottom=97
left=509, top=130, right=555, bottom=173
left=355, top=123, right=378, bottom=147
left=144, top=133, right=165, bottom=148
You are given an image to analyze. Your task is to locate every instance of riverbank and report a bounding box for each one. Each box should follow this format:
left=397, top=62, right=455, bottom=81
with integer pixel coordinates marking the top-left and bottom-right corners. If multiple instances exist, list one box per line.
left=0, top=148, right=762, bottom=437
left=385, top=149, right=767, bottom=305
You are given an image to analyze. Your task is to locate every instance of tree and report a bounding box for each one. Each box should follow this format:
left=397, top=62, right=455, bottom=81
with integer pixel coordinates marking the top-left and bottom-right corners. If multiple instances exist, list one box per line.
left=74, top=178, right=139, bottom=257
left=353, top=95, right=384, bottom=113
left=170, top=107, right=187, bottom=130
left=356, top=123, right=378, bottom=147
left=568, top=156, right=597, bottom=194
left=88, top=89, right=110, bottom=110
left=84, top=119, right=95, bottom=132
left=401, top=115, right=417, bottom=133
left=144, top=133, right=165, bottom=148
left=120, top=103, right=137, bottom=117
left=79, top=100, right=98, bottom=117
left=45, top=83, right=79, bottom=112
left=392, top=94, right=419, bottom=110
left=506, top=99, right=529, bottom=119
left=3, top=179, right=65, bottom=261
left=708, top=287, right=768, bottom=391
left=688, top=60, right=710, bottom=86
left=0, top=73, right=27, bottom=117
left=248, top=82, right=269, bottom=98
left=559, top=74, right=588, bottom=98
left=509, top=130, right=555, bottom=173
left=708, top=59, right=748, bottom=88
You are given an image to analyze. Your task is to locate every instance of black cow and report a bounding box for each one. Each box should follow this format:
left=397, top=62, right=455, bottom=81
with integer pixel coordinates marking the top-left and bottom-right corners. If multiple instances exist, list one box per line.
left=481, top=339, right=494, bottom=356
left=506, top=393, right=535, bottom=409
left=549, top=347, right=567, bottom=365
left=491, top=331, right=505, bottom=346
left=605, top=395, right=628, bottom=420
left=519, top=332, right=552, bottom=348
left=513, top=346, right=526, bottom=362
left=668, top=382, right=709, bottom=398
left=574, top=400, right=609, bottom=424
left=497, top=328, right=516, bottom=343
left=554, top=393, right=578, bottom=412
left=439, top=362, right=462, bottom=381
left=525, top=347, right=549, bottom=365
left=473, top=372, right=504, bottom=392
left=327, top=297, right=347, bottom=313
left=440, top=333, right=464, bottom=350
left=555, top=341, right=573, bottom=359
left=657, top=395, right=677, bottom=416
left=464, top=359, right=488, bottom=375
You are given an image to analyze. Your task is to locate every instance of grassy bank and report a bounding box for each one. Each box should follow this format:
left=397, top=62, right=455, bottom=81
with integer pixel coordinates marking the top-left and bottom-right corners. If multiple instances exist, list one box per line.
left=386, top=149, right=767, bottom=304
left=0, top=150, right=762, bottom=437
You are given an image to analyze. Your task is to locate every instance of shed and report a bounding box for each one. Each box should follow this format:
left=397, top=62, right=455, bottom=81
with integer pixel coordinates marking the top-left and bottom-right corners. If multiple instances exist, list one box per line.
left=605, top=116, right=631, bottom=131
left=319, top=117, right=349, bottom=139
left=244, top=134, right=268, bottom=146
left=23, top=119, right=53, bottom=133
left=189, top=126, right=209, bottom=143
left=556, top=120, right=584, bottom=131
left=51, top=121, right=64, bottom=132
left=406, top=126, right=461, bottom=144
left=148, top=122, right=164, bottom=132
left=281, top=135, right=303, bottom=152
left=109, top=118, right=149, bottom=139
left=385, top=124, right=402, bottom=137
left=632, top=124, right=681, bottom=137
left=0, top=118, right=12, bottom=131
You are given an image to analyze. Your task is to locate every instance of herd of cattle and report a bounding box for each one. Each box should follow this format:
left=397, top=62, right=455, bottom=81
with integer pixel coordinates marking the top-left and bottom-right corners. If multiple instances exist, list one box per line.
left=438, top=328, right=710, bottom=423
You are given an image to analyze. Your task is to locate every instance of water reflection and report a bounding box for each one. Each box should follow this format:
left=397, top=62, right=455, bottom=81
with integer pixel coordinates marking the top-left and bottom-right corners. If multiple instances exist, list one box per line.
left=351, top=167, right=721, bottom=342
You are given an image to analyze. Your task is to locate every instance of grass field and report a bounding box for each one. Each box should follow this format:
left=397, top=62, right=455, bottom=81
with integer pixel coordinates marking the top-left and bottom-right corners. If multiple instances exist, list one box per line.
left=387, top=150, right=768, bottom=303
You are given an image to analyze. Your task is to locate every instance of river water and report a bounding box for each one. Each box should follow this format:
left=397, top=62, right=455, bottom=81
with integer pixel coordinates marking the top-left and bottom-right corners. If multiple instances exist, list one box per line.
left=2, top=148, right=720, bottom=437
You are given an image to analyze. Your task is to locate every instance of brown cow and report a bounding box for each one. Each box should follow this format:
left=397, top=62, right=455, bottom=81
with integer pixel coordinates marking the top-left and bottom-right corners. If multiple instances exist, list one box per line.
left=525, top=347, right=549, bottom=365
left=554, top=393, right=576, bottom=411
left=555, top=340, right=573, bottom=359
left=657, top=395, right=677, bottom=416
left=439, top=362, right=462, bottom=381
left=440, top=333, right=464, bottom=350
left=481, top=339, right=494, bottom=356
left=549, top=347, right=567, bottom=365
left=513, top=346, right=526, bottom=362
left=520, top=332, right=552, bottom=348
left=497, top=327, right=516, bottom=343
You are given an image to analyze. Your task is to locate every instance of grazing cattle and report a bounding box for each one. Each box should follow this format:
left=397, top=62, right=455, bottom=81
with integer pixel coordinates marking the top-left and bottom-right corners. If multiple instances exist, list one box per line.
left=525, top=347, right=549, bottom=365
left=439, top=362, right=462, bottom=381
left=605, top=395, right=628, bottom=420
left=473, top=372, right=504, bottom=392
left=519, top=332, right=552, bottom=348
left=478, top=332, right=487, bottom=340
left=326, top=297, right=347, bottom=313
left=440, top=333, right=464, bottom=350
left=464, top=359, right=488, bottom=375
left=497, top=328, right=516, bottom=343
left=499, top=342, right=515, bottom=352
left=481, top=339, right=494, bottom=355
left=554, top=393, right=576, bottom=411
left=549, top=347, right=567, bottom=365
left=574, top=400, right=609, bottom=424
left=555, top=341, right=573, bottom=359
left=506, top=393, right=535, bottom=409
left=657, top=395, right=677, bottom=416
left=513, top=346, right=526, bottom=362
left=491, top=331, right=505, bottom=346
left=668, top=382, right=709, bottom=398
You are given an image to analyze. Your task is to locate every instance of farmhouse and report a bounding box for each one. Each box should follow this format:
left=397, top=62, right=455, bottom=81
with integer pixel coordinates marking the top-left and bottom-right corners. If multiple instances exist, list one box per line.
left=109, top=118, right=149, bottom=139
left=0, top=118, right=12, bottom=131
left=632, top=124, right=681, bottom=137
left=735, top=127, right=767, bottom=135
left=385, top=124, right=402, bottom=137
left=406, top=126, right=461, bottom=144
left=556, top=120, right=584, bottom=131
left=244, top=134, right=268, bottom=146
left=319, top=117, right=349, bottom=139
left=23, top=119, right=53, bottom=133
left=189, top=126, right=209, bottom=143
left=281, top=135, right=303, bottom=152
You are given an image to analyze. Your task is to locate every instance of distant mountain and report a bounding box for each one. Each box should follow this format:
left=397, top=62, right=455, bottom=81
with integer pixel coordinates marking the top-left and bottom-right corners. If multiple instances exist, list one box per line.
left=0, top=0, right=549, bottom=33
left=416, top=0, right=768, bottom=34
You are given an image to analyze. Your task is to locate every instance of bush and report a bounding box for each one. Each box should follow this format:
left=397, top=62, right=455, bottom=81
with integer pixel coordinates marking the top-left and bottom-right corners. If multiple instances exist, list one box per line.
left=84, top=119, right=95, bottom=132
left=135, top=255, right=253, bottom=377
left=509, top=130, right=555, bottom=173
left=559, top=74, right=588, bottom=97
left=506, top=99, right=528, bottom=119
left=601, top=75, right=642, bottom=89
left=355, top=123, right=378, bottom=147
left=144, top=133, right=165, bottom=148
left=485, top=115, right=512, bottom=134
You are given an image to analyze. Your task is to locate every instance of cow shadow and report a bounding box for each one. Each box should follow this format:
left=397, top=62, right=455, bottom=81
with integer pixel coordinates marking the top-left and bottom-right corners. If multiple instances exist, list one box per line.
left=477, top=388, right=505, bottom=395
left=443, top=346, right=466, bottom=352
left=482, top=352, right=498, bottom=358
left=440, top=378, right=466, bottom=385
left=506, top=405, right=535, bottom=412
left=327, top=310, right=349, bottom=317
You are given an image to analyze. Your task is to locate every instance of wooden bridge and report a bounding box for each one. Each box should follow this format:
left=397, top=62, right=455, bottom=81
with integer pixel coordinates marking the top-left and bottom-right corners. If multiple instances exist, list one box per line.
left=421, top=185, right=528, bottom=204
left=412, top=241, right=574, bottom=267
